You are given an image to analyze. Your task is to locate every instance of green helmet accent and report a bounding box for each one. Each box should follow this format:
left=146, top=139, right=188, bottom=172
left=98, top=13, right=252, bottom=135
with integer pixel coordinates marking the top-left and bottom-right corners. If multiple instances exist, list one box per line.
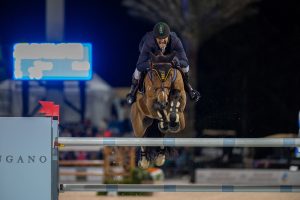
left=153, top=22, right=170, bottom=39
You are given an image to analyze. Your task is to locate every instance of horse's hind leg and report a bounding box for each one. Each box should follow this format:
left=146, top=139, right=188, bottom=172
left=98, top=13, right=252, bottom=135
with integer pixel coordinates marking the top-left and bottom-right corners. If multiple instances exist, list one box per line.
left=139, top=146, right=150, bottom=169
left=155, top=146, right=166, bottom=166
left=137, top=117, right=155, bottom=169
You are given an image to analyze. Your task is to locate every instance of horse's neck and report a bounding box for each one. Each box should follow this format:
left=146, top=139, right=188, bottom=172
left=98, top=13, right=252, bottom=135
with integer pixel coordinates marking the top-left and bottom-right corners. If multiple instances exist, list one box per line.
left=143, top=74, right=155, bottom=96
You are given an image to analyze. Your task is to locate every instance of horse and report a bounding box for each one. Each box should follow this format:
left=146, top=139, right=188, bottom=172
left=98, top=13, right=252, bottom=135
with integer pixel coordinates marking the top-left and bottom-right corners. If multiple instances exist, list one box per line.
left=130, top=52, right=187, bottom=169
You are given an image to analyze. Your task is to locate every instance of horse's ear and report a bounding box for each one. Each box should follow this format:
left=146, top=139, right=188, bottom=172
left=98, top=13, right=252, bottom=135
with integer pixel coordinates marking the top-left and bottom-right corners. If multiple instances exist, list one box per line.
left=166, top=51, right=177, bottom=62
left=150, top=52, right=157, bottom=62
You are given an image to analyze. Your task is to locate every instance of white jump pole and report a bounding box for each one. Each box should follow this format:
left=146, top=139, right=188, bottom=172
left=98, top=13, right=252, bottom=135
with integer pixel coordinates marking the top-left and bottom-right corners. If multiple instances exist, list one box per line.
left=57, top=137, right=300, bottom=147
left=60, top=184, right=300, bottom=193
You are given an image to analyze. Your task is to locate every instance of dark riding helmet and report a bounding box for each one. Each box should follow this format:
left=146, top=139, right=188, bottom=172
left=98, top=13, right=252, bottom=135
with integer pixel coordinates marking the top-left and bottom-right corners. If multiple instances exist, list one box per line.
left=153, top=22, right=170, bottom=39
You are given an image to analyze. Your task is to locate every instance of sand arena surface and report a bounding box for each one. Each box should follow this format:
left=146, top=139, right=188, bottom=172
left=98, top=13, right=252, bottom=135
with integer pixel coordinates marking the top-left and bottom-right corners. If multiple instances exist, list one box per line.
left=60, top=192, right=300, bottom=200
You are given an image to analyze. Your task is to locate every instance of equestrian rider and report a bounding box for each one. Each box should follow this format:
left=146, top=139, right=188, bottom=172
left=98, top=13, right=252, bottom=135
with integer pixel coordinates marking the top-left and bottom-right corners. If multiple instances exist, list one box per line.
left=126, top=22, right=201, bottom=105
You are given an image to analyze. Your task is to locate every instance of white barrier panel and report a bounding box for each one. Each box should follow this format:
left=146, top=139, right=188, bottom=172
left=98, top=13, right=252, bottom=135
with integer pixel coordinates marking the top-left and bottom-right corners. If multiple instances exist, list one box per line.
left=58, top=137, right=300, bottom=147
left=0, top=117, right=56, bottom=200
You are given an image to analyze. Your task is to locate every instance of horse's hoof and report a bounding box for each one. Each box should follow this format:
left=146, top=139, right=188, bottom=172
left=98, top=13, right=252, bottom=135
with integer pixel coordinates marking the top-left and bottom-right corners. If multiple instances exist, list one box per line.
left=138, top=159, right=150, bottom=169
left=158, top=122, right=168, bottom=133
left=168, top=121, right=180, bottom=133
left=155, top=154, right=165, bottom=166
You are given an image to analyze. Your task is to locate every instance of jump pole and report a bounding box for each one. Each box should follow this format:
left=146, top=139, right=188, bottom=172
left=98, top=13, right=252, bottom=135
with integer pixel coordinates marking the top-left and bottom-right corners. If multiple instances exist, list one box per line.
left=57, top=137, right=300, bottom=147
left=60, top=184, right=300, bottom=193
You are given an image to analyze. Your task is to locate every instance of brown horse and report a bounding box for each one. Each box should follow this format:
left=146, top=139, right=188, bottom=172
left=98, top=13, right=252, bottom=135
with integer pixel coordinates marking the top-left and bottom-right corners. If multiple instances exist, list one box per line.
left=130, top=52, right=186, bottom=169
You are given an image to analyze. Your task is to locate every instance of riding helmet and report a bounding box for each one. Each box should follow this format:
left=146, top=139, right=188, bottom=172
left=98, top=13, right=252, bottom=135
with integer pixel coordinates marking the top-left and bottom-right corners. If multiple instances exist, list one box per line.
left=153, top=22, right=170, bottom=39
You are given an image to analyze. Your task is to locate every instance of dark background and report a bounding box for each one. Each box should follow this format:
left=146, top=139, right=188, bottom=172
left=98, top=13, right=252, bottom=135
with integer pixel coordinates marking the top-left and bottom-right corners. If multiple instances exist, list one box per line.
left=0, top=0, right=299, bottom=137
left=196, top=0, right=300, bottom=137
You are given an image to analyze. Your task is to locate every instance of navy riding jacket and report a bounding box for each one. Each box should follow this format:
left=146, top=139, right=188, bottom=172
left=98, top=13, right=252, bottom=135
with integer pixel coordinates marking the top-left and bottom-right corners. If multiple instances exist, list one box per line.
left=136, top=31, right=189, bottom=72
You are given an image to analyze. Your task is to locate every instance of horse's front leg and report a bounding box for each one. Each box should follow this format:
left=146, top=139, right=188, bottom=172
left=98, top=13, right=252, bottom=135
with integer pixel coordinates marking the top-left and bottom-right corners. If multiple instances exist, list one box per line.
left=153, top=100, right=169, bottom=133
left=168, top=90, right=181, bottom=133
left=138, top=146, right=150, bottom=169
left=157, top=110, right=169, bottom=133
left=155, top=146, right=166, bottom=166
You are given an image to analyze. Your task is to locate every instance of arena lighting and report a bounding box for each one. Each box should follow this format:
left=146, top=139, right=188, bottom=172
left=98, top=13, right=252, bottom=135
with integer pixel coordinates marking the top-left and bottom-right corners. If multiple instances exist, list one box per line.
left=12, top=43, right=92, bottom=80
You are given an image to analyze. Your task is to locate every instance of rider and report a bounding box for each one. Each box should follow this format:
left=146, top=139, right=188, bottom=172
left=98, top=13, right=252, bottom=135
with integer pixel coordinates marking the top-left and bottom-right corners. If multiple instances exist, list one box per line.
left=126, top=22, right=201, bottom=105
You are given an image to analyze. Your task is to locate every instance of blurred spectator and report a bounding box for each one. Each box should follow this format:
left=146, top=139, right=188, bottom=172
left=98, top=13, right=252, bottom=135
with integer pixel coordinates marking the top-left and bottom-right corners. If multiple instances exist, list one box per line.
left=76, top=151, right=87, bottom=160
left=60, top=128, right=72, bottom=137
left=58, top=99, right=134, bottom=161
left=104, top=129, right=112, bottom=137
left=107, top=115, right=123, bottom=136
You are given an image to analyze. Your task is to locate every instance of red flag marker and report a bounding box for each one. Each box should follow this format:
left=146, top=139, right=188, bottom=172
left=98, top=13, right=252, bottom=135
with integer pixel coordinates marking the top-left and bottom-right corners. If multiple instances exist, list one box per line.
left=39, top=101, right=60, bottom=122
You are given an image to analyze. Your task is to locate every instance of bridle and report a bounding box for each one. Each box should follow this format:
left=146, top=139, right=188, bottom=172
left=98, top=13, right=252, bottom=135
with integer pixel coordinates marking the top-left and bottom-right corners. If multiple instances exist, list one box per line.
left=148, top=62, right=177, bottom=93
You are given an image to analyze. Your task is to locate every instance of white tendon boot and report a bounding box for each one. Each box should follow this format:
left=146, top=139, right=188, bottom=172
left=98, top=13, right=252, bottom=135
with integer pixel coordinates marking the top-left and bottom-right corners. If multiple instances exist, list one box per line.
left=155, top=147, right=166, bottom=166
left=139, top=156, right=150, bottom=169
left=138, top=147, right=150, bottom=169
left=155, top=153, right=165, bottom=166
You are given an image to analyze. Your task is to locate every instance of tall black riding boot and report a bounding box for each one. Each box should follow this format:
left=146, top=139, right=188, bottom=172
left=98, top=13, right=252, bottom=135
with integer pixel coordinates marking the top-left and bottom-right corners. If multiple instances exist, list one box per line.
left=126, top=76, right=139, bottom=105
left=183, top=72, right=201, bottom=102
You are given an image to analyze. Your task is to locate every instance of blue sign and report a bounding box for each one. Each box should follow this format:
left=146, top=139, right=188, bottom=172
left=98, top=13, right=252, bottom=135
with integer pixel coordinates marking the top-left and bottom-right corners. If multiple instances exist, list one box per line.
left=13, top=43, right=92, bottom=80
